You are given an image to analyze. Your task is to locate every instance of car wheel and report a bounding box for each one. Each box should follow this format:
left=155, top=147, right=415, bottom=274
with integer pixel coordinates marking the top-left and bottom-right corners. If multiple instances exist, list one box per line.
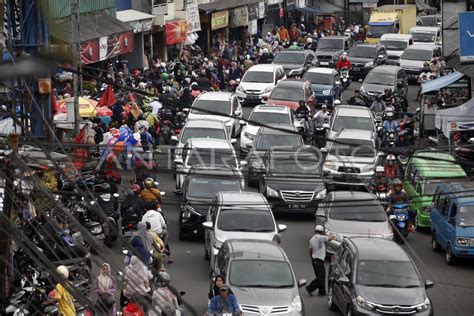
left=445, top=245, right=457, bottom=265
left=431, top=233, right=441, bottom=253
left=327, top=282, right=338, bottom=311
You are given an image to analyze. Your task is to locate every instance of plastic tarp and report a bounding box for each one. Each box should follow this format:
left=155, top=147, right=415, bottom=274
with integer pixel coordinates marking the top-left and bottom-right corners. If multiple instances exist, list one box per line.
left=420, top=71, right=465, bottom=94
left=0, top=117, right=20, bottom=136
left=435, top=97, right=474, bottom=137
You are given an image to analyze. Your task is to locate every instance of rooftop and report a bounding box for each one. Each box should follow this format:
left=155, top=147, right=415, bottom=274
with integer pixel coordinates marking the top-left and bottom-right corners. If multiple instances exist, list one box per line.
left=196, top=91, right=233, bottom=101
left=227, top=239, right=286, bottom=261
left=348, top=238, right=410, bottom=261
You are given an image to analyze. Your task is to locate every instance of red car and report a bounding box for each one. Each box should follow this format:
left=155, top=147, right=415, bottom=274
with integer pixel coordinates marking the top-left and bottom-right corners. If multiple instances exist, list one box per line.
left=265, top=79, right=316, bottom=112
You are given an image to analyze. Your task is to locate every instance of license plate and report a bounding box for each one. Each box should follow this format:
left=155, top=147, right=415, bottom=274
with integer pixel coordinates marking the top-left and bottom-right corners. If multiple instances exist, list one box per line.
left=247, top=95, right=259, bottom=100
left=353, top=67, right=360, bottom=71
left=320, top=61, right=329, bottom=66
left=289, top=204, right=305, bottom=209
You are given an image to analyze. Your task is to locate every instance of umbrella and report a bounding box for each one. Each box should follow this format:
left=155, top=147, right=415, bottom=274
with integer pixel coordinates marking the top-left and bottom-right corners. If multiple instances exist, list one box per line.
left=57, top=97, right=97, bottom=118
left=96, top=106, right=113, bottom=117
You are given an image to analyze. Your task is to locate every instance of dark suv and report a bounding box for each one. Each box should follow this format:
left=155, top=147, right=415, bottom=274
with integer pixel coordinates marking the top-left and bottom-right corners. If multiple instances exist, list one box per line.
left=315, top=36, right=352, bottom=68
left=327, top=237, right=434, bottom=315
left=257, top=147, right=327, bottom=213
left=348, top=43, right=387, bottom=78
left=179, top=165, right=244, bottom=240
left=272, top=49, right=316, bottom=77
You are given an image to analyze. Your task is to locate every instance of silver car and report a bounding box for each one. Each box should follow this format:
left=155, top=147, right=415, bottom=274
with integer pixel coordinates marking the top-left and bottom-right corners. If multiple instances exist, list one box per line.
left=203, top=192, right=287, bottom=269
left=315, top=191, right=393, bottom=254
left=213, top=239, right=306, bottom=316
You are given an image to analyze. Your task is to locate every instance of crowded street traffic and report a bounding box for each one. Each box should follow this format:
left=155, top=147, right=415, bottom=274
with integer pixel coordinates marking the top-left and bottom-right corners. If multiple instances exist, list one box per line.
left=1, top=0, right=474, bottom=316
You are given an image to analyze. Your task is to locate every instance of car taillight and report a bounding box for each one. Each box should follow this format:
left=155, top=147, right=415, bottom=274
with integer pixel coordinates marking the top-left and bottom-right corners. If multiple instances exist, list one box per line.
left=127, top=223, right=134, bottom=229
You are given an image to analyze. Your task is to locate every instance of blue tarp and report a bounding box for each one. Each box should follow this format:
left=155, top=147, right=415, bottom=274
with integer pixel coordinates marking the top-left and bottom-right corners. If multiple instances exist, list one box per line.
left=368, top=22, right=394, bottom=26
left=420, top=71, right=465, bottom=94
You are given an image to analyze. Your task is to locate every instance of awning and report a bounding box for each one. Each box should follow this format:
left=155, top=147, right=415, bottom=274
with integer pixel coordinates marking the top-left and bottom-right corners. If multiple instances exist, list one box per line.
left=297, top=6, right=327, bottom=14
left=435, top=98, right=474, bottom=137
left=199, top=0, right=260, bottom=14
left=51, top=12, right=133, bottom=43
left=116, top=9, right=154, bottom=33
left=421, top=71, right=465, bottom=94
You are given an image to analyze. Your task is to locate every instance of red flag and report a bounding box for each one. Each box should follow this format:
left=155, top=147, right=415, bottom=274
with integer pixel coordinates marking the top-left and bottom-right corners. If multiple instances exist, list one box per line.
left=97, top=85, right=117, bottom=107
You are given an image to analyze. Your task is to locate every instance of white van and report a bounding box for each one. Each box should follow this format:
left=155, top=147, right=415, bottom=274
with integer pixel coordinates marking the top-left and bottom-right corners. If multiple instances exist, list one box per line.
left=409, top=26, right=441, bottom=45
left=380, top=34, right=413, bottom=65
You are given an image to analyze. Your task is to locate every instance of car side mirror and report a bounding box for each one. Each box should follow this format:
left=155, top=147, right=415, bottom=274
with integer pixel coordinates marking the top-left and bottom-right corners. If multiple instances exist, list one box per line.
left=425, top=280, right=434, bottom=289
left=202, top=222, right=213, bottom=230
left=239, top=120, right=247, bottom=125
left=171, top=135, right=178, bottom=142
left=234, top=110, right=242, bottom=116
left=174, top=158, right=183, bottom=165
left=337, top=276, right=350, bottom=284
left=320, top=147, right=328, bottom=153
left=277, top=224, right=288, bottom=233
left=298, top=279, right=308, bottom=288
left=378, top=55, right=384, bottom=59
left=231, top=138, right=237, bottom=144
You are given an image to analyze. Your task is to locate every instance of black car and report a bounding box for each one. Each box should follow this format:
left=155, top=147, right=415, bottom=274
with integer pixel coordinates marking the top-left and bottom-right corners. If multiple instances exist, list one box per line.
left=348, top=43, right=388, bottom=78
left=315, top=36, right=352, bottom=68
left=272, top=49, right=316, bottom=77
left=179, top=165, right=244, bottom=240
left=328, top=237, right=434, bottom=316
left=257, top=147, right=327, bottom=213
left=245, top=125, right=304, bottom=185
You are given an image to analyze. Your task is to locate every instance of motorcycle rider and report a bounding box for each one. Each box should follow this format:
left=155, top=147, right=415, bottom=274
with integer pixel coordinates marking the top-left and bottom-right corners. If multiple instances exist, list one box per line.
left=348, top=89, right=365, bottom=106
left=335, top=53, right=352, bottom=70
left=395, top=130, right=410, bottom=147
left=121, top=186, right=145, bottom=226
left=207, top=284, right=243, bottom=316
left=381, top=89, right=393, bottom=105
left=384, top=154, right=399, bottom=179
left=368, top=166, right=389, bottom=193
left=139, top=178, right=163, bottom=210
left=370, top=95, right=386, bottom=117
left=150, top=272, right=183, bottom=316
left=387, top=178, right=416, bottom=229
left=312, top=104, right=329, bottom=147
left=382, top=111, right=399, bottom=147
left=295, top=100, right=311, bottom=135
left=259, top=48, right=274, bottom=64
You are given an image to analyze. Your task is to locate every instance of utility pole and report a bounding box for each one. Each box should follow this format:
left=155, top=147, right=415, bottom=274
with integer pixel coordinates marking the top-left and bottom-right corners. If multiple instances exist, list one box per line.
left=71, top=0, right=81, bottom=136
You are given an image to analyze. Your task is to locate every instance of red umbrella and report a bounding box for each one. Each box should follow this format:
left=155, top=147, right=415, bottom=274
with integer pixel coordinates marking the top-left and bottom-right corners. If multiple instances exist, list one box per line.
left=96, top=106, right=113, bottom=117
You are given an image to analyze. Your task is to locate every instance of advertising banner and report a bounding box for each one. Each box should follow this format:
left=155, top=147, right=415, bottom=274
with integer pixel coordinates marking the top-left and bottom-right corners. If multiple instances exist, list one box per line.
left=187, top=3, right=201, bottom=33
left=80, top=31, right=134, bottom=64
left=165, top=20, right=188, bottom=45
left=248, top=3, right=259, bottom=20
left=458, top=11, right=474, bottom=64
left=230, top=6, right=249, bottom=28
left=211, top=10, right=229, bottom=30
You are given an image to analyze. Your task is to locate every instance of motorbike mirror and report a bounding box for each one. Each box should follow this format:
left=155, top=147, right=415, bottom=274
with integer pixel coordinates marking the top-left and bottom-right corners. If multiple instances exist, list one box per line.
left=174, top=158, right=183, bottom=165
left=240, top=160, right=248, bottom=168
left=183, top=108, right=190, bottom=113
left=425, top=280, right=435, bottom=289
left=113, top=193, right=119, bottom=198
left=234, top=110, right=242, bottom=116
left=322, top=123, right=330, bottom=129
left=239, top=120, right=247, bottom=125
left=377, top=55, right=384, bottom=59
left=320, top=147, right=328, bottom=153
left=202, top=222, right=213, bottom=230
left=154, top=181, right=160, bottom=187
left=122, top=249, right=129, bottom=255
left=171, top=135, right=178, bottom=142
left=90, top=201, right=95, bottom=205
left=469, top=137, right=474, bottom=144
left=337, top=276, right=350, bottom=284
left=231, top=138, right=237, bottom=145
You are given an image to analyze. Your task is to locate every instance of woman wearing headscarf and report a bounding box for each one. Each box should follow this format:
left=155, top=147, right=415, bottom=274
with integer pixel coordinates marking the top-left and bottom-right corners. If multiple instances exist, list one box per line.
left=95, top=263, right=117, bottom=315
left=126, top=222, right=153, bottom=265
left=121, top=256, right=152, bottom=310
left=178, top=87, right=193, bottom=108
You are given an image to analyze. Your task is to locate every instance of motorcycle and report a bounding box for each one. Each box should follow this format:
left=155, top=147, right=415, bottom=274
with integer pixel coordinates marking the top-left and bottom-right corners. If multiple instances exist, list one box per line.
left=333, top=81, right=343, bottom=102
left=313, top=123, right=330, bottom=148
left=389, top=202, right=411, bottom=242
left=385, top=131, right=397, bottom=148
left=339, top=68, right=351, bottom=89
left=228, top=78, right=241, bottom=92
left=372, top=184, right=389, bottom=207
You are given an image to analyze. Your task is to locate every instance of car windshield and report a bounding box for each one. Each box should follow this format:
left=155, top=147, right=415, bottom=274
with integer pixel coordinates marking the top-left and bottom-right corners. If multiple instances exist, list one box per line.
left=412, top=32, right=436, bottom=43
left=401, top=49, right=433, bottom=61
left=270, top=86, right=304, bottom=101
left=181, top=128, right=226, bottom=143
left=249, top=112, right=290, bottom=125
left=191, top=100, right=231, bottom=115
left=419, top=16, right=438, bottom=26
left=381, top=40, right=408, bottom=51
left=357, top=260, right=422, bottom=288
left=329, top=140, right=376, bottom=158
left=459, top=206, right=474, bottom=227
left=243, top=71, right=274, bottom=83
left=303, top=72, right=334, bottom=85
left=186, top=149, right=237, bottom=168
left=217, top=208, right=274, bottom=232
left=274, top=52, right=305, bottom=64
left=332, top=116, right=373, bottom=132
left=269, top=157, right=321, bottom=175
left=318, top=38, right=344, bottom=50
left=368, top=25, right=397, bottom=38
left=187, top=177, right=241, bottom=199
left=329, top=200, right=386, bottom=221
left=255, top=134, right=301, bottom=151
left=349, top=46, right=376, bottom=58
left=364, top=71, right=396, bottom=86
left=230, top=260, right=294, bottom=288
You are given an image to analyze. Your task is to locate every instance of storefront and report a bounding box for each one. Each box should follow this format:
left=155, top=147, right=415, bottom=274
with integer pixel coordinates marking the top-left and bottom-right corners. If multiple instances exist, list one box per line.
left=266, top=0, right=285, bottom=27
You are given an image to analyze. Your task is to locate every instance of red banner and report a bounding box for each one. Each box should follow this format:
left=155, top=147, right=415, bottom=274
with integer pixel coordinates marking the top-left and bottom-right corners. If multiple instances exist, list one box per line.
left=165, top=20, right=188, bottom=45
left=80, top=31, right=134, bottom=65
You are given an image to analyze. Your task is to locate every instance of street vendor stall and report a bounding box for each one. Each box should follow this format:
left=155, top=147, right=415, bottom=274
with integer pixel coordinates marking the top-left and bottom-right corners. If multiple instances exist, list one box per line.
left=419, top=71, right=470, bottom=137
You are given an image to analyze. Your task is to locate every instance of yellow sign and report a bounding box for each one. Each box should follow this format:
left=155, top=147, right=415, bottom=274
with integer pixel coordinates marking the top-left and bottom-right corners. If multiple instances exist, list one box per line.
left=211, top=10, right=229, bottom=31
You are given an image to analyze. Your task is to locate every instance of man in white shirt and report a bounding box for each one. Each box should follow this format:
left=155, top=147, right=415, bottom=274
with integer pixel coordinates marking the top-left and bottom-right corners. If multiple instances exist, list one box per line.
left=306, top=225, right=334, bottom=296
left=149, top=96, right=163, bottom=116
left=142, top=208, right=173, bottom=263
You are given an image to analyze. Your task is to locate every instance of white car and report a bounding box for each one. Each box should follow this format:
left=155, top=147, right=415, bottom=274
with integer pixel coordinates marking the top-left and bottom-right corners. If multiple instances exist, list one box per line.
left=327, top=105, right=376, bottom=143
left=380, top=33, right=413, bottom=64
left=174, top=138, right=244, bottom=191
left=409, top=26, right=441, bottom=46
left=187, top=92, right=242, bottom=138
left=239, top=105, right=295, bottom=154
left=236, top=64, right=286, bottom=105
left=399, top=44, right=441, bottom=80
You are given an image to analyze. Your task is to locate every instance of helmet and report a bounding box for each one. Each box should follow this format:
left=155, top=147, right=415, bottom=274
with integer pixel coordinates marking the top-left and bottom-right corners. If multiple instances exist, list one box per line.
left=386, top=111, right=394, bottom=119
left=158, top=271, right=171, bottom=283
left=132, top=184, right=141, bottom=194
left=315, top=225, right=324, bottom=232
left=334, top=99, right=341, bottom=105
left=161, top=73, right=169, bottom=80
left=386, top=154, right=396, bottom=164
left=263, top=48, right=269, bottom=54
left=341, top=55, right=347, bottom=61
left=307, top=37, right=312, bottom=43
left=144, top=178, right=154, bottom=188
left=100, top=183, right=111, bottom=193
left=392, top=178, right=403, bottom=187
left=375, top=166, right=384, bottom=173
left=56, top=265, right=69, bottom=279
left=124, top=188, right=134, bottom=197
left=160, top=62, right=166, bottom=68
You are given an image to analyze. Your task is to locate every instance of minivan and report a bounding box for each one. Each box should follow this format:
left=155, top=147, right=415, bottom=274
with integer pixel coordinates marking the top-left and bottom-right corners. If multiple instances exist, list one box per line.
left=430, top=181, right=474, bottom=265
left=403, top=150, right=468, bottom=229
left=409, top=26, right=441, bottom=46
left=380, top=33, right=413, bottom=65
left=213, top=239, right=306, bottom=316
left=399, top=44, right=441, bottom=80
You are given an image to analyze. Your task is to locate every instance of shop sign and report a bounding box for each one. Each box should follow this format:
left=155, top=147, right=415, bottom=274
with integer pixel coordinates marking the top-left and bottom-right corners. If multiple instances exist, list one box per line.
left=187, top=3, right=201, bottom=33
left=211, top=10, right=229, bottom=31
left=459, top=11, right=474, bottom=63
left=81, top=31, right=134, bottom=65
left=363, top=0, right=377, bottom=8
left=230, top=6, right=248, bottom=28
left=129, top=19, right=153, bottom=33
left=249, top=19, right=258, bottom=35
left=258, top=2, right=265, bottom=18
left=165, top=20, right=188, bottom=45
left=248, top=3, right=259, bottom=20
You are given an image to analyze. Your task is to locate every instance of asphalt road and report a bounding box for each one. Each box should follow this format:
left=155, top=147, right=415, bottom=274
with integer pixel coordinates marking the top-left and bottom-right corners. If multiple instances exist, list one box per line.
left=95, top=81, right=474, bottom=316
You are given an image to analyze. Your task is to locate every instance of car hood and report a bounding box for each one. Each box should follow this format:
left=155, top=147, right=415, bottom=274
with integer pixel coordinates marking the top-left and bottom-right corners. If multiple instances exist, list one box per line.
left=274, top=63, right=304, bottom=70
left=239, top=82, right=274, bottom=92
left=187, top=113, right=231, bottom=125
left=311, top=84, right=333, bottom=92
left=326, top=154, right=376, bottom=166
left=387, top=50, right=403, bottom=57
left=356, top=285, right=426, bottom=306
left=361, top=83, right=393, bottom=95
left=216, top=230, right=276, bottom=243
left=400, top=59, right=423, bottom=68
left=456, top=225, right=474, bottom=236
left=326, top=219, right=391, bottom=237
left=267, top=99, right=299, bottom=109
left=231, top=286, right=297, bottom=307
left=315, top=49, right=343, bottom=56
left=185, top=199, right=212, bottom=214
left=349, top=56, right=374, bottom=64
left=266, top=176, right=325, bottom=191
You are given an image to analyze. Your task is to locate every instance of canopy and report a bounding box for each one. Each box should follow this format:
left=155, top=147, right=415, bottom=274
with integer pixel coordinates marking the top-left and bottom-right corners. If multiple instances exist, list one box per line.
left=57, top=97, right=97, bottom=118
left=435, top=97, right=474, bottom=137
left=420, top=71, right=465, bottom=94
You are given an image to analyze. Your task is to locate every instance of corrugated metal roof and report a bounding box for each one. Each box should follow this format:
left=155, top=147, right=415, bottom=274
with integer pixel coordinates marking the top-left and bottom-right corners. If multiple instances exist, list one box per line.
left=199, top=0, right=260, bottom=13
left=116, top=9, right=154, bottom=23
left=47, top=0, right=116, bottom=19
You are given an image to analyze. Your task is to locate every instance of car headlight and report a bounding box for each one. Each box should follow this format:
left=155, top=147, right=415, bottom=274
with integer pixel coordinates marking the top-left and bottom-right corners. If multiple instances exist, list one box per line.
left=213, top=239, right=223, bottom=250
left=456, top=237, right=469, bottom=246
left=362, top=164, right=375, bottom=173
left=322, top=89, right=331, bottom=96
left=237, top=85, right=245, bottom=93
left=357, top=295, right=376, bottom=311
left=365, top=61, right=374, bottom=67
left=324, top=161, right=337, bottom=171
left=263, top=86, right=273, bottom=93
left=266, top=186, right=279, bottom=198
left=244, top=131, right=255, bottom=140
left=383, top=232, right=394, bottom=239
left=416, top=298, right=431, bottom=312
left=289, top=296, right=302, bottom=312
left=315, top=188, right=327, bottom=199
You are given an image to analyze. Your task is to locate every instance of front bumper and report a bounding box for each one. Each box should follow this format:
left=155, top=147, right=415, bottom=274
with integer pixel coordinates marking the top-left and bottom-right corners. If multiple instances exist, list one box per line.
left=267, top=196, right=321, bottom=214
left=236, top=91, right=270, bottom=104
left=402, top=68, right=422, bottom=80
left=180, top=211, right=205, bottom=238
left=324, top=170, right=373, bottom=187
left=316, top=59, right=337, bottom=68
left=453, top=245, right=474, bottom=258
left=351, top=303, right=432, bottom=316
left=351, top=66, right=373, bottom=78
